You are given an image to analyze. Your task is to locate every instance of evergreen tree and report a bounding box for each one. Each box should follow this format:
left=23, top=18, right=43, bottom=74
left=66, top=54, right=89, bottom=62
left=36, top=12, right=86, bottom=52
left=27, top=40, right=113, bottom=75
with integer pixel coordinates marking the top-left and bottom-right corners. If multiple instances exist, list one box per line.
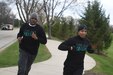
left=52, top=18, right=61, bottom=37
left=68, top=17, right=76, bottom=37
left=59, top=18, right=69, bottom=40
left=79, top=0, right=112, bottom=54
left=52, top=16, right=76, bottom=40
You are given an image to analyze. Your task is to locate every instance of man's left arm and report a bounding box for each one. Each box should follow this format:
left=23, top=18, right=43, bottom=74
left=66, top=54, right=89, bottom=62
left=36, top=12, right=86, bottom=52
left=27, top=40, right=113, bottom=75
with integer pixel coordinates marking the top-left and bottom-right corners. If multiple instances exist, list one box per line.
left=87, top=44, right=95, bottom=53
left=37, top=27, right=47, bottom=44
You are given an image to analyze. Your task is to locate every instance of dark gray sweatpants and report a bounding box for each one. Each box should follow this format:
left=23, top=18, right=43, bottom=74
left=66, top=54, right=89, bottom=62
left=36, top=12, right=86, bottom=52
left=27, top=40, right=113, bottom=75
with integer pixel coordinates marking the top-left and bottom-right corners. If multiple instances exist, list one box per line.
left=17, top=49, right=36, bottom=75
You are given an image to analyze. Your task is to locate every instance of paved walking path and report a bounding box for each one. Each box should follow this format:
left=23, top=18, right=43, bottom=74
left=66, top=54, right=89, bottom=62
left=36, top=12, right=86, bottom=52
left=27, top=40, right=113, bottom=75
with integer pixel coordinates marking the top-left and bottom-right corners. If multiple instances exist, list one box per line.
left=0, top=39, right=96, bottom=75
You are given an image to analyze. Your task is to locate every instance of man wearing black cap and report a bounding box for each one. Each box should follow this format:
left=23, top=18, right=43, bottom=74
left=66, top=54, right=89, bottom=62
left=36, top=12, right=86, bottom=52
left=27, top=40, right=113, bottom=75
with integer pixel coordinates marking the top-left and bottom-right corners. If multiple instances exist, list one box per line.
left=58, top=24, right=94, bottom=75
left=17, top=12, right=47, bottom=75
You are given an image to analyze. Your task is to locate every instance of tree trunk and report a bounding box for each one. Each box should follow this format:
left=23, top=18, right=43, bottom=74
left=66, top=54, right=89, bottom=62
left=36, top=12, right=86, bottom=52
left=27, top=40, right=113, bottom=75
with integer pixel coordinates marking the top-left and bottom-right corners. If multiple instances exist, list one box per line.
left=47, top=23, right=52, bottom=39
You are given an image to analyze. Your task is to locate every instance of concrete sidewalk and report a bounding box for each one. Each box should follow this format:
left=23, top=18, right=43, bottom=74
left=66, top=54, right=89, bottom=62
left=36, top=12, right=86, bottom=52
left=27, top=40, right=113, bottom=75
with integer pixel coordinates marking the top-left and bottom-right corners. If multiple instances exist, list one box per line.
left=0, top=39, right=96, bottom=75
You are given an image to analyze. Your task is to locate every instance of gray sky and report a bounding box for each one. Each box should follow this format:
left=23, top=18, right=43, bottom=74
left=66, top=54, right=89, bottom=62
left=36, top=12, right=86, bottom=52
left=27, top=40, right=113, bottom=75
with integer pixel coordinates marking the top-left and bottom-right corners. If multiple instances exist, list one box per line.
left=99, top=0, right=113, bottom=25
left=12, top=0, right=113, bottom=25
left=63, top=0, right=113, bottom=25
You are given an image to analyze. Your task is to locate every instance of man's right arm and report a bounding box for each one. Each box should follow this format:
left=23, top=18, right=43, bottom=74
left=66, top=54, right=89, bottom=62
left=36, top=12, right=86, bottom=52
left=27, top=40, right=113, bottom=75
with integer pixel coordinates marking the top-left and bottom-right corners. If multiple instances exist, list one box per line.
left=17, top=24, right=24, bottom=43
left=58, top=38, right=74, bottom=51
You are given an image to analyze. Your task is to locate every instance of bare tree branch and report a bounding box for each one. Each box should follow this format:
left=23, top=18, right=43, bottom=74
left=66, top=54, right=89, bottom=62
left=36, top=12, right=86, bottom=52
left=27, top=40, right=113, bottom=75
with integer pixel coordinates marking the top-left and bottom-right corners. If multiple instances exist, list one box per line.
left=57, top=0, right=77, bottom=17
left=8, top=0, right=79, bottom=38
left=16, top=0, right=24, bottom=22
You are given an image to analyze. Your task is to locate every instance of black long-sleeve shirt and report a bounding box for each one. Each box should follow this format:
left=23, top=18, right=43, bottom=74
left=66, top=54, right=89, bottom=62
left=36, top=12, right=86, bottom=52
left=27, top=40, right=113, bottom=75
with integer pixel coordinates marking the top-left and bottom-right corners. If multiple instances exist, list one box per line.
left=17, top=23, right=47, bottom=55
left=58, top=35, right=94, bottom=68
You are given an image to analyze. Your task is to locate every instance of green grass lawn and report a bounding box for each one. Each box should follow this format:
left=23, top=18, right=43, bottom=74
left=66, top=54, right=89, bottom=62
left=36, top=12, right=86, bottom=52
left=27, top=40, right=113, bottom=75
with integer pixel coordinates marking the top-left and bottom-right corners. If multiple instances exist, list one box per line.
left=0, top=41, right=51, bottom=68
left=88, top=41, right=113, bottom=75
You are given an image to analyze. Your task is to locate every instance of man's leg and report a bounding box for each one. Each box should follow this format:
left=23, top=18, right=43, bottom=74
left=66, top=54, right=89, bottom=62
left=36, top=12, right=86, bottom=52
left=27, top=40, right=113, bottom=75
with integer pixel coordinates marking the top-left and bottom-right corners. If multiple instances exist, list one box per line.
left=73, top=67, right=83, bottom=75
left=17, top=49, right=28, bottom=75
left=25, top=54, right=36, bottom=75
left=63, top=66, right=73, bottom=75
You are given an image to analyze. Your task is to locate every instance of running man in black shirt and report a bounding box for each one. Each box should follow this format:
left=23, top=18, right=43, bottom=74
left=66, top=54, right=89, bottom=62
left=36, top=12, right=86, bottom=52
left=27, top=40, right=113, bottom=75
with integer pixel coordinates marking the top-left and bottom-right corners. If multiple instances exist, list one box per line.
left=17, top=12, right=47, bottom=75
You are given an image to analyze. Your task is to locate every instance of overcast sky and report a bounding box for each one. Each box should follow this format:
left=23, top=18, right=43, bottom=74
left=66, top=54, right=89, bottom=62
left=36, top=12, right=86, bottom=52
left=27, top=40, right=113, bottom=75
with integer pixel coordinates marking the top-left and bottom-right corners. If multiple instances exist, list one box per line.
left=99, top=0, right=113, bottom=25
left=12, top=0, right=113, bottom=25
left=63, top=0, right=113, bottom=25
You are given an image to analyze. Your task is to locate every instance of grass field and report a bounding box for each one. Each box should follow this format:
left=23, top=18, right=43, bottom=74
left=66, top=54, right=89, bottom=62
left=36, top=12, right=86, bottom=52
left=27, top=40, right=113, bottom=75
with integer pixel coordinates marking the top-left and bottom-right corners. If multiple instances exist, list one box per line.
left=0, top=41, right=51, bottom=68
left=0, top=36, right=113, bottom=75
left=88, top=41, right=113, bottom=75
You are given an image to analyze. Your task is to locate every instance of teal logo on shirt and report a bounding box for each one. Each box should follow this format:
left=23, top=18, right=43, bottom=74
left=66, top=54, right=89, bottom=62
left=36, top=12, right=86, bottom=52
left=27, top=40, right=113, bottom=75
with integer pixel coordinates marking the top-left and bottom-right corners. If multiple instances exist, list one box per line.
left=23, top=30, right=33, bottom=36
left=74, top=44, right=88, bottom=51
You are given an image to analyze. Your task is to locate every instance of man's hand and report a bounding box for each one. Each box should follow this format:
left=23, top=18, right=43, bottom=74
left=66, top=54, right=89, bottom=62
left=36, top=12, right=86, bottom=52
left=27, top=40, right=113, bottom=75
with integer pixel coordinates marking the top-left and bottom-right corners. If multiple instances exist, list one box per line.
left=17, top=37, right=23, bottom=43
left=32, top=32, right=38, bottom=40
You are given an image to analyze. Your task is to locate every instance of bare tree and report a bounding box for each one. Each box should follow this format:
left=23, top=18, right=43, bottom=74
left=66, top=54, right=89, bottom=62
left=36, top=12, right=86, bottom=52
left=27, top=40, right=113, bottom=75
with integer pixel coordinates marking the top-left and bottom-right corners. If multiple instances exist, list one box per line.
left=5, top=0, right=46, bottom=24
left=15, top=0, right=41, bottom=23
left=6, top=0, right=79, bottom=39
left=0, top=1, right=15, bottom=26
left=42, top=0, right=78, bottom=38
